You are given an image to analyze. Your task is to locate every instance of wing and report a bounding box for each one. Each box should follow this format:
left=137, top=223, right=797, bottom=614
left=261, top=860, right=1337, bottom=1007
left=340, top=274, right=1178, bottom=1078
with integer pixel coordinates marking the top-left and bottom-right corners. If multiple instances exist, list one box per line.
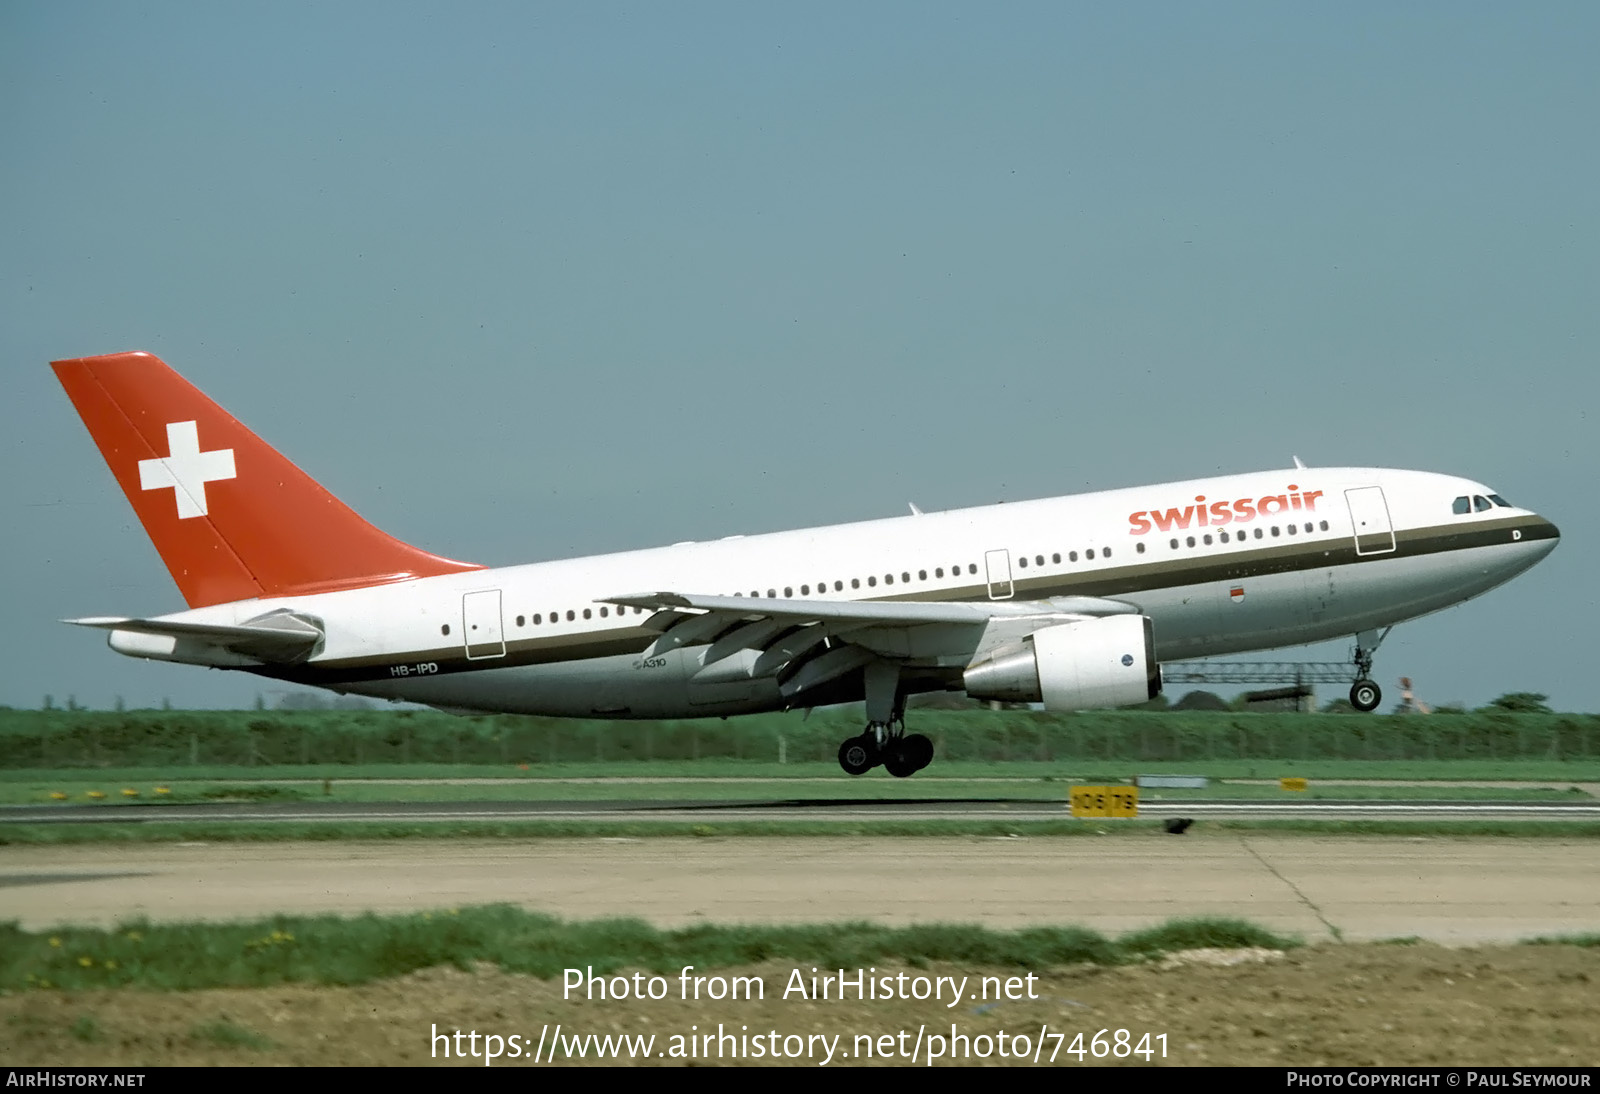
left=601, top=591, right=1138, bottom=702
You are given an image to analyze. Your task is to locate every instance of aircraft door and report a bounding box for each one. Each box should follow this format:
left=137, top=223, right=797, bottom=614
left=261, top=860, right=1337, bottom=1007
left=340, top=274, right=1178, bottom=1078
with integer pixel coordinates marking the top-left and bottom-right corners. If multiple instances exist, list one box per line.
left=984, top=549, right=1014, bottom=600
left=1345, top=487, right=1396, bottom=556
left=461, top=589, right=507, bottom=659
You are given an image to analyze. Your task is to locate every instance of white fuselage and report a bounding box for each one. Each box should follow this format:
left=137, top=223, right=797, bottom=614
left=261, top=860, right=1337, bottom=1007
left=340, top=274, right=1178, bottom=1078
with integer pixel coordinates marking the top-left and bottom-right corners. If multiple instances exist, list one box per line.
left=123, top=466, right=1557, bottom=717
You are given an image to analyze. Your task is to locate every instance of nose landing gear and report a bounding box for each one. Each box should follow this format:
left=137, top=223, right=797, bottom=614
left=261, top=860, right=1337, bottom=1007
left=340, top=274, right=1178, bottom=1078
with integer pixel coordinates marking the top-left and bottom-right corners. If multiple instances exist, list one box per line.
left=1348, top=627, right=1392, bottom=712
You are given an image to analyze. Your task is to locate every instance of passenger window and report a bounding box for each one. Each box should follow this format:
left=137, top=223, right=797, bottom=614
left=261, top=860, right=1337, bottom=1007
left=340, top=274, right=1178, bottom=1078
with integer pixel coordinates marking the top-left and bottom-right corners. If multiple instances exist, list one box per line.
left=441, top=624, right=450, bottom=636
left=1474, top=496, right=1492, bottom=512
left=1287, top=524, right=1296, bottom=535
left=1185, top=537, right=1195, bottom=548
left=1304, top=522, right=1313, bottom=533
left=1052, top=553, right=1061, bottom=564
left=784, top=586, right=793, bottom=597
left=884, top=574, right=894, bottom=584
left=516, top=615, right=525, bottom=626
left=566, top=610, right=575, bottom=621
left=1103, top=547, right=1112, bottom=558
left=851, top=579, right=860, bottom=589
left=1219, top=531, right=1229, bottom=543
left=583, top=608, right=591, bottom=619
left=767, top=589, right=776, bottom=598
left=835, top=581, right=844, bottom=591
left=533, top=614, right=542, bottom=625
left=968, top=564, right=978, bottom=574
left=935, top=568, right=944, bottom=578
left=918, top=570, right=926, bottom=581
left=1319, top=521, right=1328, bottom=531
left=599, top=607, right=608, bottom=617
left=1203, top=534, right=1213, bottom=545
left=1018, top=557, right=1028, bottom=568
left=1254, top=528, right=1264, bottom=539
left=1452, top=496, right=1471, bottom=515
left=1034, top=555, right=1044, bottom=566
left=1070, top=550, right=1078, bottom=561
left=1271, top=526, right=1280, bottom=537
left=1136, top=542, right=1145, bottom=554
left=1087, top=548, right=1097, bottom=559
left=1168, top=540, right=1178, bottom=550
left=868, top=576, right=877, bottom=587
left=801, top=584, right=810, bottom=595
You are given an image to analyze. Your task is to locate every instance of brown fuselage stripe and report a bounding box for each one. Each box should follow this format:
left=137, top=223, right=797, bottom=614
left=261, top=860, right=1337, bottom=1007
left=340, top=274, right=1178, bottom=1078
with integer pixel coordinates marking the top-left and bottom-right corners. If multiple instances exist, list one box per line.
left=257, top=516, right=1555, bottom=685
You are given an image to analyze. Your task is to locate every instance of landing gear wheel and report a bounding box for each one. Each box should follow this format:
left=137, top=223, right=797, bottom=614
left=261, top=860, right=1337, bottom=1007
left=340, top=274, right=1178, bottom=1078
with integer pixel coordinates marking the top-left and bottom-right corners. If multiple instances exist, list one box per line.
left=884, top=741, right=917, bottom=779
left=1350, top=679, right=1382, bottom=713
left=838, top=736, right=876, bottom=776
left=903, top=733, right=934, bottom=772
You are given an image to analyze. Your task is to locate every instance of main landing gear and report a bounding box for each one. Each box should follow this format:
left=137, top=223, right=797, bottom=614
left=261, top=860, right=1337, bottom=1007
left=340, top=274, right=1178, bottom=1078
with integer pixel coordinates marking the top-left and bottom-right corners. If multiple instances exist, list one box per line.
left=838, top=719, right=935, bottom=778
left=1348, top=627, right=1392, bottom=713
left=835, top=659, right=935, bottom=778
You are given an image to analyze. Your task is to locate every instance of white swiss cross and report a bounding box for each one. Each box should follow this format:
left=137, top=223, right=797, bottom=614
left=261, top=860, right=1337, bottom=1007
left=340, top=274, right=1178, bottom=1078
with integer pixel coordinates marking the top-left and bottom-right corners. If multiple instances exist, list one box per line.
left=138, top=421, right=236, bottom=519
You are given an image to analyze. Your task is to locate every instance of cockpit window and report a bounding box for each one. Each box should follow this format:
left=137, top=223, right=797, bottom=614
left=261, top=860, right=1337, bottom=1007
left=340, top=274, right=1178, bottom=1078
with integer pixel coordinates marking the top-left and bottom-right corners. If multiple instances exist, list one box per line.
left=1452, top=496, right=1470, bottom=515
left=1473, top=495, right=1492, bottom=512
left=1488, top=494, right=1512, bottom=508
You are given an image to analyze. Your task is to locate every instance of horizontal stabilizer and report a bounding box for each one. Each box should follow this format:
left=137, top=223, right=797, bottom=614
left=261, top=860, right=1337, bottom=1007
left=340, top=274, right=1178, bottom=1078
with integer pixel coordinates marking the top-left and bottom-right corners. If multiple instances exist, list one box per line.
left=66, top=609, right=324, bottom=664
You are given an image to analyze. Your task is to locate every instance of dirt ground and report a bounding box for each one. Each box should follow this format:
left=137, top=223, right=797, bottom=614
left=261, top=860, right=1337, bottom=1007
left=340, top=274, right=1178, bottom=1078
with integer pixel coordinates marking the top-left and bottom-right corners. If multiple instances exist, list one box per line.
left=4, top=943, right=1597, bottom=1067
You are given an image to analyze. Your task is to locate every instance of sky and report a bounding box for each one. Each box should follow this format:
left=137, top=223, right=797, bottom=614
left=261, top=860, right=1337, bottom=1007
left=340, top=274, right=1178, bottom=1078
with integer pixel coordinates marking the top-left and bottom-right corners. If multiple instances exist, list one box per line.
left=2, top=3, right=1596, bottom=713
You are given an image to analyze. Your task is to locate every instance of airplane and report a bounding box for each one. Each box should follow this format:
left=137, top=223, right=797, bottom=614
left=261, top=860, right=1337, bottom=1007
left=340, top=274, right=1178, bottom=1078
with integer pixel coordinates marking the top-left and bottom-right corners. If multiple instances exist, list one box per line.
left=52, top=351, right=1560, bottom=777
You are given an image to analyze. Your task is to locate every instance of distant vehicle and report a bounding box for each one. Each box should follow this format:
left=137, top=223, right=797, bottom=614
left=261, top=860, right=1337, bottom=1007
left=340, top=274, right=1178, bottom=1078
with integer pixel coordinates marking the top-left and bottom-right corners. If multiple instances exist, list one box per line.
left=53, top=352, right=1559, bottom=776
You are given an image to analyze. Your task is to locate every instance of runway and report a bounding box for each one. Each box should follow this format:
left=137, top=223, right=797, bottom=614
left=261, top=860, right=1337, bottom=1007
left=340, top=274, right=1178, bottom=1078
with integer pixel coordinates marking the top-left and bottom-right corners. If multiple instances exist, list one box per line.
left=2, top=834, right=1597, bottom=944
left=5, top=796, right=1600, bottom=823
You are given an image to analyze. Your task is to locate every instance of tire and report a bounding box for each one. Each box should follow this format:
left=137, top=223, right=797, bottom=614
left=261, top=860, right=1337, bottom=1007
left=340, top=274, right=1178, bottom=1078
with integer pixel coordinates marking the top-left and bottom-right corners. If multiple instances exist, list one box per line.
left=904, top=733, right=934, bottom=772
left=838, top=736, right=875, bottom=776
left=883, top=742, right=917, bottom=779
left=1350, top=679, right=1382, bottom=713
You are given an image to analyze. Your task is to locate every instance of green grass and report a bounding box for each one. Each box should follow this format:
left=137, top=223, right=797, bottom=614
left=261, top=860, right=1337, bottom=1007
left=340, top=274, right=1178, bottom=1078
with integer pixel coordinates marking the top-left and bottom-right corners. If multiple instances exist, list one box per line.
left=1139, top=784, right=1586, bottom=801
left=8, top=708, right=1600, bottom=770
left=0, top=907, right=1299, bottom=993
left=1522, top=933, right=1600, bottom=948
left=5, top=757, right=1597, bottom=788
left=188, top=1020, right=275, bottom=1050
left=6, top=773, right=1588, bottom=808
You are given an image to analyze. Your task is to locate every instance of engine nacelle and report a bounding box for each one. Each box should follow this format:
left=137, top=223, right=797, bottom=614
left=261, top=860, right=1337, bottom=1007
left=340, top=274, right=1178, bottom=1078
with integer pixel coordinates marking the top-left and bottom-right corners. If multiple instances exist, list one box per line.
left=962, top=615, right=1161, bottom=710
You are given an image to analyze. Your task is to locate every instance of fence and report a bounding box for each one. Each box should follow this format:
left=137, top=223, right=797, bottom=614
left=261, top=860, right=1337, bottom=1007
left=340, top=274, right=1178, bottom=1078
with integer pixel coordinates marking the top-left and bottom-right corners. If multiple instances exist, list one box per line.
left=2, top=709, right=1597, bottom=768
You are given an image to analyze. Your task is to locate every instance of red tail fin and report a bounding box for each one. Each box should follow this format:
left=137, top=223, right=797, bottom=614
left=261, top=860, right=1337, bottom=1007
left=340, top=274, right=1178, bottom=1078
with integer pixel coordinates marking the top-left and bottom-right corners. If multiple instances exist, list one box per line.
left=53, top=351, right=482, bottom=608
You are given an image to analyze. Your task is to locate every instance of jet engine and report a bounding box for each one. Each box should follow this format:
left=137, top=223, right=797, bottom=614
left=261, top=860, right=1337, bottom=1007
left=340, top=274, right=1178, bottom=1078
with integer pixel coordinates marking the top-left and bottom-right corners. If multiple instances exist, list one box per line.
left=962, top=615, right=1160, bottom=710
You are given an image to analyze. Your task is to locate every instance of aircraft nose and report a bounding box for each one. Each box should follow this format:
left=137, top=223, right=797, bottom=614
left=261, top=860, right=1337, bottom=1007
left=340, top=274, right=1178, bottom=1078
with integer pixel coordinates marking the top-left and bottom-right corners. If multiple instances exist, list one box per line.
left=1524, top=515, right=1560, bottom=553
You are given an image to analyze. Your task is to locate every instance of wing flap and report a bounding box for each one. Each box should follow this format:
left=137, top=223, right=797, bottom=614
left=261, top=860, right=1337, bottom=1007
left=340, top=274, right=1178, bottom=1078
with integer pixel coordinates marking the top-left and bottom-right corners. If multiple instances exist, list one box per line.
left=602, top=591, right=1141, bottom=697
left=604, top=591, right=1137, bottom=626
